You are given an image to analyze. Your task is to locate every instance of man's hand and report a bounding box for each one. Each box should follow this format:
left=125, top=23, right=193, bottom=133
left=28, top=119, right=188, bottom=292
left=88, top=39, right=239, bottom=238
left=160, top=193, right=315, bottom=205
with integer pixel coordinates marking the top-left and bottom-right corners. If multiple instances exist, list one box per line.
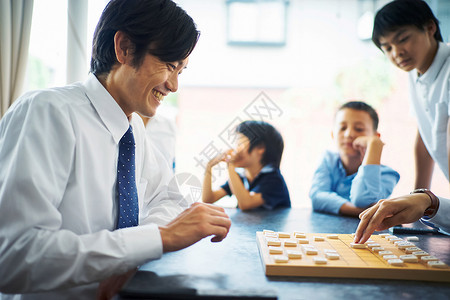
left=354, top=193, right=431, bottom=244
left=159, top=202, right=231, bottom=252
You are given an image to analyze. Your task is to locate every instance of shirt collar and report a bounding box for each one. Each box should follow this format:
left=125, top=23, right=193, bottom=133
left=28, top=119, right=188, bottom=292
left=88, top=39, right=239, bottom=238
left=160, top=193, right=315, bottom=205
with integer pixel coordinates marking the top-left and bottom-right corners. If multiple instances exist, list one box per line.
left=236, top=164, right=276, bottom=179
left=83, top=74, right=130, bottom=144
left=260, top=164, right=275, bottom=173
left=414, top=42, right=450, bottom=85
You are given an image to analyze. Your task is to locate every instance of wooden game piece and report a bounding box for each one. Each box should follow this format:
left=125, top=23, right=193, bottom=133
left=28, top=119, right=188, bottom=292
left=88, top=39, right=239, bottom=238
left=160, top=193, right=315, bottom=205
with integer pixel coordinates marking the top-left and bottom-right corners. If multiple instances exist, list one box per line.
left=326, top=234, right=338, bottom=239
left=421, top=256, right=439, bottom=262
left=298, top=238, right=309, bottom=244
left=269, top=246, right=283, bottom=254
left=396, top=242, right=415, bottom=250
left=313, top=257, right=327, bottom=264
left=305, top=248, right=318, bottom=255
left=382, top=255, right=398, bottom=260
left=286, top=250, right=302, bottom=259
left=412, top=251, right=429, bottom=257
left=266, top=238, right=281, bottom=247
left=264, top=233, right=278, bottom=239
left=325, top=252, right=340, bottom=260
left=399, top=255, right=419, bottom=263
left=427, top=261, right=447, bottom=269
left=324, top=249, right=337, bottom=253
left=294, top=232, right=306, bottom=238
left=350, top=243, right=366, bottom=249
left=263, top=230, right=275, bottom=234
left=277, top=232, right=291, bottom=238
left=386, top=235, right=398, bottom=241
left=367, top=243, right=381, bottom=248
left=388, top=259, right=404, bottom=266
left=389, top=238, right=403, bottom=244
left=405, top=247, right=421, bottom=254
left=378, top=250, right=393, bottom=255
left=371, top=247, right=385, bottom=253
left=314, top=236, right=325, bottom=242
left=394, top=240, right=407, bottom=245
left=273, top=255, right=289, bottom=263
left=406, top=236, right=419, bottom=242
left=378, top=233, right=390, bottom=238
left=283, top=240, right=297, bottom=247
left=301, top=244, right=315, bottom=250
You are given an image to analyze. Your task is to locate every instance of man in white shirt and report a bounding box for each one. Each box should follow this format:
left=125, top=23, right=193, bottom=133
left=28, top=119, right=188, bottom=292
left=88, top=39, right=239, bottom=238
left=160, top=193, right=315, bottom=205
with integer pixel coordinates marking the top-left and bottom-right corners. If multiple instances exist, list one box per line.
left=354, top=0, right=450, bottom=243
left=0, top=0, right=231, bottom=299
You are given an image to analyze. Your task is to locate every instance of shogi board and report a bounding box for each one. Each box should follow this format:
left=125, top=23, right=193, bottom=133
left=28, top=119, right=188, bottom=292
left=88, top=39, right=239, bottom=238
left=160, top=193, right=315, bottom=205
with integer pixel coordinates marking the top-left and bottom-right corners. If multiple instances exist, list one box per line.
left=256, top=231, right=450, bottom=282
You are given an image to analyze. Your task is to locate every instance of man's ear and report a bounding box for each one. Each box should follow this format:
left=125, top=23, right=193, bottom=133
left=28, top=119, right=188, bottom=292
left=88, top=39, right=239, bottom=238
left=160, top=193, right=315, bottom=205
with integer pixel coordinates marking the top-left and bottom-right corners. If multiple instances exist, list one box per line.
left=257, top=145, right=266, bottom=157
left=114, top=31, right=132, bottom=65
left=425, top=20, right=437, bottom=38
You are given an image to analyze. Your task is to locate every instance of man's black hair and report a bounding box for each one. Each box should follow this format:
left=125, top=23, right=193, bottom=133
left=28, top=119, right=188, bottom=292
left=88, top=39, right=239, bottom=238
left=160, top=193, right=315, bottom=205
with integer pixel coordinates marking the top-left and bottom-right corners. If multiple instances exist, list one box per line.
left=236, top=121, right=284, bottom=168
left=90, top=0, right=200, bottom=75
left=372, top=0, right=442, bottom=49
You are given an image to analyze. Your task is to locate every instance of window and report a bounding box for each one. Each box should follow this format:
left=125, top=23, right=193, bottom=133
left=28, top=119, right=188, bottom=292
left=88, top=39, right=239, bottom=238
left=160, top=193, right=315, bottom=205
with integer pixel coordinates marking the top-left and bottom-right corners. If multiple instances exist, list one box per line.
left=227, top=0, right=289, bottom=46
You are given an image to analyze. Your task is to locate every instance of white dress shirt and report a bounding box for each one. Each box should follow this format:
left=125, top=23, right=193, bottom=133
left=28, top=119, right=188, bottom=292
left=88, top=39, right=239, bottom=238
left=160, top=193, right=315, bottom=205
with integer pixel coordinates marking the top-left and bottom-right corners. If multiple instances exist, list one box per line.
left=409, top=42, right=450, bottom=235
left=0, top=74, right=187, bottom=299
left=409, top=42, right=450, bottom=180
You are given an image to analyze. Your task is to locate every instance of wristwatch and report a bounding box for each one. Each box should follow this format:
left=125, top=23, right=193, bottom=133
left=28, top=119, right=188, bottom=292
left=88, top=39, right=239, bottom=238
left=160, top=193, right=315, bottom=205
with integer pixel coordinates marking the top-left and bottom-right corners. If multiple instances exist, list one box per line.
left=410, top=188, right=440, bottom=218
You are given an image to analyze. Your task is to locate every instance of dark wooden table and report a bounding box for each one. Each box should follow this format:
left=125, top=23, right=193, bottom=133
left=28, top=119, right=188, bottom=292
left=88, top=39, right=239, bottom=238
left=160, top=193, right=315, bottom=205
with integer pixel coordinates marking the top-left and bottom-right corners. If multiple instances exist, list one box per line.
left=119, top=208, right=450, bottom=299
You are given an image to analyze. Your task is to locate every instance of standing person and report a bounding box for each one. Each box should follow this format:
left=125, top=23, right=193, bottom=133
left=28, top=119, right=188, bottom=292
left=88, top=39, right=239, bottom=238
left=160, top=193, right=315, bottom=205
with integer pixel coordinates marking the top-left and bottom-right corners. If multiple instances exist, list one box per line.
left=310, top=101, right=400, bottom=216
left=355, top=0, right=449, bottom=243
left=202, top=120, right=291, bottom=211
left=0, top=0, right=231, bottom=299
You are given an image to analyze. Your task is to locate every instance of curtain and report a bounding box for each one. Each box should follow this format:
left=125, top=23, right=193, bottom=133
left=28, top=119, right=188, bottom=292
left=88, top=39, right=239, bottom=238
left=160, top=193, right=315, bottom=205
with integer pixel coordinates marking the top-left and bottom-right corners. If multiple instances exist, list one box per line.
left=0, top=0, right=34, bottom=117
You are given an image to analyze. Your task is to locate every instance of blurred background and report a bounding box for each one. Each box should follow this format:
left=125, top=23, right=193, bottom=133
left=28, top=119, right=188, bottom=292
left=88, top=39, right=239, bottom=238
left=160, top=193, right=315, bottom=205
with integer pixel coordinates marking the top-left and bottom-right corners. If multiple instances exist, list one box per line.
left=20, top=0, right=450, bottom=207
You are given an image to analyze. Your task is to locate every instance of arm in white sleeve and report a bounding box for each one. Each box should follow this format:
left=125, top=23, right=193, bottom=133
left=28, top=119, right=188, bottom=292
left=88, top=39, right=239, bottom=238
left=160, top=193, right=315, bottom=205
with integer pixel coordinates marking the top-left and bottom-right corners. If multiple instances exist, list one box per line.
left=421, top=197, right=450, bottom=235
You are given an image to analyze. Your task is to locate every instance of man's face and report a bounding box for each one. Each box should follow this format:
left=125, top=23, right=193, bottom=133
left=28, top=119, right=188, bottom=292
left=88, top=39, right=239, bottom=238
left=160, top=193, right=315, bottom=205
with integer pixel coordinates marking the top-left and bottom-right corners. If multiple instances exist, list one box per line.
left=378, top=24, right=437, bottom=75
left=112, top=53, right=188, bottom=118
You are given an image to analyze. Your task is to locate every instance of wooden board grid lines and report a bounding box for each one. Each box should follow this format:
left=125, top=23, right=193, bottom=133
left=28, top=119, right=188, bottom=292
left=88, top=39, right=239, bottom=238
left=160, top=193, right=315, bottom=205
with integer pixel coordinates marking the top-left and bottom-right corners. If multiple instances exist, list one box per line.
left=256, top=231, right=450, bottom=282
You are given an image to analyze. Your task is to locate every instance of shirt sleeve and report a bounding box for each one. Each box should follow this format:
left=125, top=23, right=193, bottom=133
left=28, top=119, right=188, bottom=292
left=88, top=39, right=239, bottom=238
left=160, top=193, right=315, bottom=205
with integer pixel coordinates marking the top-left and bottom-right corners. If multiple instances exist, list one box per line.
left=421, top=196, right=450, bottom=236
left=220, top=181, right=232, bottom=196
left=309, top=154, right=348, bottom=215
left=350, top=165, right=400, bottom=208
left=0, top=97, right=162, bottom=294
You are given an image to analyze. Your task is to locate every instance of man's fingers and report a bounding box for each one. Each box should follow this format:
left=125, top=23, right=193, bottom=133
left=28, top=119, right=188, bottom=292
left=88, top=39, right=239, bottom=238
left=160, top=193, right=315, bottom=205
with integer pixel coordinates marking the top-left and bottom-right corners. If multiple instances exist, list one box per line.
left=354, top=202, right=381, bottom=243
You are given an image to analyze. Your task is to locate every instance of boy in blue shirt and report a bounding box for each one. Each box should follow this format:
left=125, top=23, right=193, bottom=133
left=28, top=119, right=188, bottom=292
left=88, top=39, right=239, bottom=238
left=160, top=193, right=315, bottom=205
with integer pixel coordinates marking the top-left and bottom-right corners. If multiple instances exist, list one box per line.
left=310, top=101, right=400, bottom=216
left=202, top=120, right=291, bottom=210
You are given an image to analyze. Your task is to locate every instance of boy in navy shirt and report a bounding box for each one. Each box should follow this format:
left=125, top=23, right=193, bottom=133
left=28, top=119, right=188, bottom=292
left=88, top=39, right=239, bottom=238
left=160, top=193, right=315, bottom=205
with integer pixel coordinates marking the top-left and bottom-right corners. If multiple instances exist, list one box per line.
left=310, top=101, right=400, bottom=216
left=202, top=120, right=290, bottom=210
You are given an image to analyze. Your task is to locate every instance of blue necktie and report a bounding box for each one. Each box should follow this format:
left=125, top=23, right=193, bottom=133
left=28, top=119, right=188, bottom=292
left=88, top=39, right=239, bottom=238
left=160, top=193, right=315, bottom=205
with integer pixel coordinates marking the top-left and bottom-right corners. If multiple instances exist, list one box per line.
left=116, top=125, right=139, bottom=229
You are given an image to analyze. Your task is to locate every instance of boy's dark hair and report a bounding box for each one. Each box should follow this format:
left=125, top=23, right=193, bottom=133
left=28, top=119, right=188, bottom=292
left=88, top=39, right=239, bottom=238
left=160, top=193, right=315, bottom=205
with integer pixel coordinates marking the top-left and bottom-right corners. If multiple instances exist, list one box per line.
left=90, top=0, right=200, bottom=75
left=236, top=121, right=284, bottom=168
left=372, top=0, right=442, bottom=49
left=338, top=101, right=379, bottom=131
